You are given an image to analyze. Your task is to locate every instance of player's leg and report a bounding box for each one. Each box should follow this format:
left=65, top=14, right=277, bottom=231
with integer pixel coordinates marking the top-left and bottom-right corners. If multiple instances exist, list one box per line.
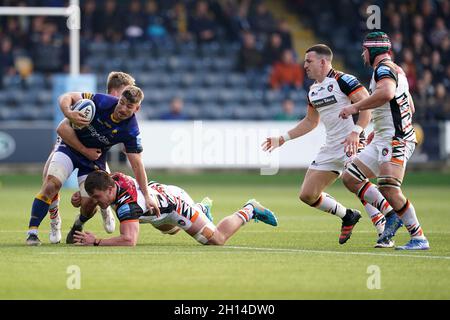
left=43, top=148, right=63, bottom=244
left=166, top=185, right=214, bottom=222
left=300, top=169, right=361, bottom=244
left=27, top=152, right=73, bottom=245
left=186, top=199, right=277, bottom=245
left=98, top=161, right=115, bottom=233
left=342, top=143, right=400, bottom=247
left=377, top=143, right=429, bottom=250
left=66, top=176, right=99, bottom=244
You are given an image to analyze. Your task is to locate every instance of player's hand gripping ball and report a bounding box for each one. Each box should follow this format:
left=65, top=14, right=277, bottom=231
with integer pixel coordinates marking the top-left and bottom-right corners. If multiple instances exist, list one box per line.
left=70, top=99, right=96, bottom=129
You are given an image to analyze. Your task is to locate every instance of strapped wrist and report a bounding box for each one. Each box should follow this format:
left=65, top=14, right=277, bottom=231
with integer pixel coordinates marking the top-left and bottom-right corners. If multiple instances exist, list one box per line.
left=282, top=133, right=291, bottom=142
left=352, top=125, right=363, bottom=135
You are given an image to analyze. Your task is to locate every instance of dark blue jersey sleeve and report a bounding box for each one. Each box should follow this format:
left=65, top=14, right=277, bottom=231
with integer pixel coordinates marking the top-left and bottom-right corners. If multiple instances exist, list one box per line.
left=336, top=73, right=364, bottom=97
left=374, top=63, right=398, bottom=85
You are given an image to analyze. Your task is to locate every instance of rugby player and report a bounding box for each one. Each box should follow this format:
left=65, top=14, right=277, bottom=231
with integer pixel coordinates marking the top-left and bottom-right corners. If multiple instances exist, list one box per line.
left=339, top=32, right=429, bottom=250
left=26, top=85, right=160, bottom=246
left=42, top=72, right=135, bottom=244
left=263, top=44, right=397, bottom=246
left=72, top=170, right=278, bottom=246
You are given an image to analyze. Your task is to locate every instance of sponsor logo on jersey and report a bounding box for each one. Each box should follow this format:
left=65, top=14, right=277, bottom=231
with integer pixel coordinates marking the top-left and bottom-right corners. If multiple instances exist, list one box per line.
left=311, top=95, right=338, bottom=108
left=341, top=74, right=359, bottom=87
left=382, top=148, right=389, bottom=156
left=327, top=84, right=333, bottom=92
left=178, top=220, right=186, bottom=226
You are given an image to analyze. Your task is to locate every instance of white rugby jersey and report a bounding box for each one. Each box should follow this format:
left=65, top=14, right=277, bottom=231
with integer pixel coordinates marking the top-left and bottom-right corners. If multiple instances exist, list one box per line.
left=308, top=69, right=364, bottom=146
left=369, top=59, right=416, bottom=143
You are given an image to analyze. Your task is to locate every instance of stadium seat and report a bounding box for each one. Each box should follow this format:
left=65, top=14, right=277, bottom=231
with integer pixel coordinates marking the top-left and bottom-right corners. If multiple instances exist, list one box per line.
left=224, top=73, right=247, bottom=88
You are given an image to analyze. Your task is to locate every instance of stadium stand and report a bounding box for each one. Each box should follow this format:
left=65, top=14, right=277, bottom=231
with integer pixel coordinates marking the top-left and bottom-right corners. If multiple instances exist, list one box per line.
left=0, top=0, right=448, bottom=123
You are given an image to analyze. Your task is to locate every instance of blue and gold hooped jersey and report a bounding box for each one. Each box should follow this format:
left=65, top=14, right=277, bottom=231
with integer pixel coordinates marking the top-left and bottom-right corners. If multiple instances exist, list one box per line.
left=72, top=93, right=143, bottom=153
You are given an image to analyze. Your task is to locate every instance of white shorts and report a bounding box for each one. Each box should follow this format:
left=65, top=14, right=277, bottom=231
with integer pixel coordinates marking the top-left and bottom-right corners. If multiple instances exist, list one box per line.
left=309, top=144, right=353, bottom=175
left=356, top=135, right=415, bottom=176
left=143, top=186, right=215, bottom=244
left=46, top=151, right=89, bottom=192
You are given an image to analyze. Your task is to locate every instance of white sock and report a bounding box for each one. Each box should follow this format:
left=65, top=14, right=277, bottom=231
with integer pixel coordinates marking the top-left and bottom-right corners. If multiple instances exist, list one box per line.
left=49, top=198, right=60, bottom=220
left=28, top=228, right=38, bottom=236
left=361, top=200, right=385, bottom=235
left=313, top=193, right=347, bottom=218
left=398, top=200, right=425, bottom=240
left=236, top=204, right=254, bottom=223
left=358, top=182, right=393, bottom=215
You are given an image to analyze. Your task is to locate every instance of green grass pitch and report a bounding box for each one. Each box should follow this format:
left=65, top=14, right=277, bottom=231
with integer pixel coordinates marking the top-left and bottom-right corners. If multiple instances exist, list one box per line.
left=0, top=171, right=449, bottom=299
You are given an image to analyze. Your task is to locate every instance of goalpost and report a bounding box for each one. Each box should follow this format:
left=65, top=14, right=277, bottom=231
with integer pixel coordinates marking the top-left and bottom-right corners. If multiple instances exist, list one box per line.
left=0, top=0, right=81, bottom=75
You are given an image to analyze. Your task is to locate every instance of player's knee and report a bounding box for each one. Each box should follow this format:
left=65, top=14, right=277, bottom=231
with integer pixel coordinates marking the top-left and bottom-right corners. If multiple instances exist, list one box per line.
left=378, top=176, right=403, bottom=200
left=123, top=236, right=137, bottom=246
left=342, top=172, right=358, bottom=191
left=299, top=191, right=318, bottom=206
left=194, top=224, right=217, bottom=245
left=42, top=175, right=62, bottom=197
left=207, top=233, right=225, bottom=246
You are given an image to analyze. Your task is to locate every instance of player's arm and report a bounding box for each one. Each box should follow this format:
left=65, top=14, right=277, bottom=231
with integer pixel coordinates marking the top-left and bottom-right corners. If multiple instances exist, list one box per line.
left=408, top=94, right=415, bottom=114
left=56, top=119, right=102, bottom=161
left=340, top=65, right=398, bottom=119
left=341, top=87, right=371, bottom=155
left=58, top=92, right=91, bottom=127
left=126, top=152, right=161, bottom=217
left=353, top=79, right=396, bottom=112
left=262, top=104, right=319, bottom=152
left=74, top=220, right=140, bottom=246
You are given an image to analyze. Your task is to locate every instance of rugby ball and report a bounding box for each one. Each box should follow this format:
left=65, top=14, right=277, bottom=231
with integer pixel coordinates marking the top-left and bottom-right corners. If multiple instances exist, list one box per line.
left=70, top=99, right=96, bottom=129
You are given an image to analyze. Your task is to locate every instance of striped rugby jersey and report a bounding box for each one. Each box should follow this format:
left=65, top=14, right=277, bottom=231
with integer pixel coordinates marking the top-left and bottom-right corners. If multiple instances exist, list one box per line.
left=308, top=69, right=365, bottom=146
left=369, top=59, right=417, bottom=143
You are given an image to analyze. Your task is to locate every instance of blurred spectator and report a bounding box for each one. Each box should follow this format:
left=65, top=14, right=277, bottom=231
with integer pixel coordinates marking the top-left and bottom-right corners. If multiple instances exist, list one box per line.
left=269, top=49, right=304, bottom=91
left=262, top=32, right=284, bottom=66
left=166, top=2, right=192, bottom=42
left=227, top=0, right=251, bottom=40
left=124, top=0, right=146, bottom=42
left=0, top=38, right=16, bottom=88
left=32, top=29, right=64, bottom=74
left=188, top=0, right=218, bottom=44
left=443, top=65, right=450, bottom=91
left=145, top=0, right=169, bottom=45
left=160, top=97, right=190, bottom=120
left=401, top=48, right=417, bottom=92
left=97, top=0, right=123, bottom=42
left=274, top=99, right=298, bottom=121
left=248, top=1, right=276, bottom=37
left=81, top=0, right=97, bottom=39
left=430, top=51, right=445, bottom=83
left=429, top=18, right=449, bottom=48
left=237, top=31, right=263, bottom=72
left=277, top=20, right=293, bottom=50
left=431, top=83, right=450, bottom=120
left=439, top=36, right=450, bottom=66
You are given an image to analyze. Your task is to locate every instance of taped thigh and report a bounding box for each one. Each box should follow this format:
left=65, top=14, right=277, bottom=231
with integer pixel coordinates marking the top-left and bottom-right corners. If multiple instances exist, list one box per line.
left=345, top=162, right=368, bottom=183
left=77, top=175, right=90, bottom=197
left=47, top=152, right=74, bottom=184
left=161, top=226, right=180, bottom=235
left=193, top=221, right=217, bottom=244
left=377, top=176, right=402, bottom=189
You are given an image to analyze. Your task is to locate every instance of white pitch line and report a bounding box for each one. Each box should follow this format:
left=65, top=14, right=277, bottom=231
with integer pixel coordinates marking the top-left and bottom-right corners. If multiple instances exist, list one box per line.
left=35, top=246, right=450, bottom=261
left=225, top=246, right=450, bottom=261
